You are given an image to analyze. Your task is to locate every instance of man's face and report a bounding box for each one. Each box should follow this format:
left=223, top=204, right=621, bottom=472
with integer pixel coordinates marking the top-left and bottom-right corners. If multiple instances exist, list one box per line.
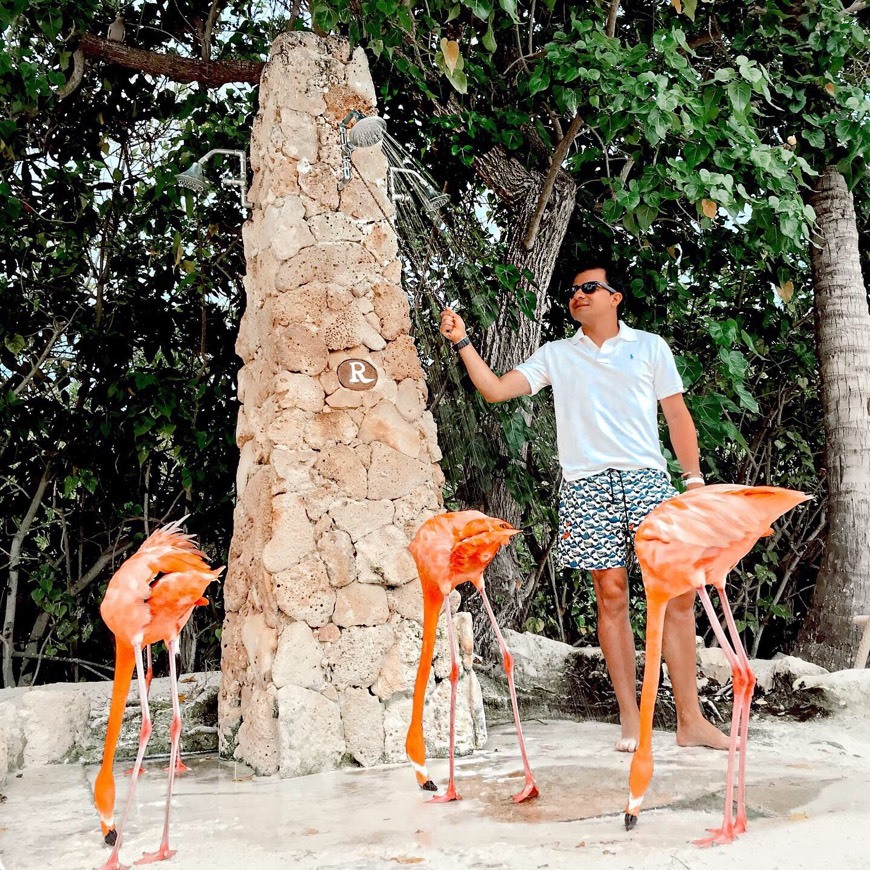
left=567, top=268, right=622, bottom=323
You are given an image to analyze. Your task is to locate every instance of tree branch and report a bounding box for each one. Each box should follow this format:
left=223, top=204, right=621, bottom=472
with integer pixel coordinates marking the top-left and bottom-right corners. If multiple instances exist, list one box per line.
left=201, top=0, right=222, bottom=62
left=76, top=33, right=264, bottom=86
left=57, top=49, right=85, bottom=100
left=522, top=113, right=584, bottom=250
left=8, top=319, right=72, bottom=397
left=606, top=0, right=621, bottom=38
left=843, top=1, right=866, bottom=13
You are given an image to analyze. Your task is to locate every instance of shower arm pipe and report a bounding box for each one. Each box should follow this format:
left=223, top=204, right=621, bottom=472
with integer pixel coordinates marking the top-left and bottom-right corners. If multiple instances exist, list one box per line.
left=387, top=166, right=429, bottom=202
left=338, top=111, right=365, bottom=191
left=199, top=148, right=249, bottom=209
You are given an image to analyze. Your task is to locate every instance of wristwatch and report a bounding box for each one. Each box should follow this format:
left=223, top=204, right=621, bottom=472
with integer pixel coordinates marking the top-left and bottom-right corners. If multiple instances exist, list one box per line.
left=453, top=337, right=471, bottom=351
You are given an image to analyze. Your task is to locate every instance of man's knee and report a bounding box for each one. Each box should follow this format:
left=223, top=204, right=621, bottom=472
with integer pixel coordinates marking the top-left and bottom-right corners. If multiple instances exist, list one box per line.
left=667, top=589, right=697, bottom=618
left=591, top=568, right=629, bottom=616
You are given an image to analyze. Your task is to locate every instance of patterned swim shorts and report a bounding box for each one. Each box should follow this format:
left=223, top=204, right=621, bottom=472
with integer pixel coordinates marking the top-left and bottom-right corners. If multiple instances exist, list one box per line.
left=558, top=468, right=678, bottom=571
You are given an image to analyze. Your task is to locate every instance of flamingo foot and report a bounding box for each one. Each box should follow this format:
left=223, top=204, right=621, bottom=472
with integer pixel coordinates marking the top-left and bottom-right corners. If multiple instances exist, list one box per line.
left=428, top=784, right=462, bottom=803
left=135, top=846, right=177, bottom=865
left=96, top=853, right=128, bottom=870
left=512, top=779, right=539, bottom=803
left=693, top=824, right=738, bottom=848
left=163, top=758, right=190, bottom=774
left=734, top=817, right=747, bottom=835
left=124, top=766, right=147, bottom=777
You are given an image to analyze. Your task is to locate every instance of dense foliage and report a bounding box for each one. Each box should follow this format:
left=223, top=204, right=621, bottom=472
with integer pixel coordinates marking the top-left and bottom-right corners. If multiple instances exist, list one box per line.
left=1, top=0, right=866, bottom=685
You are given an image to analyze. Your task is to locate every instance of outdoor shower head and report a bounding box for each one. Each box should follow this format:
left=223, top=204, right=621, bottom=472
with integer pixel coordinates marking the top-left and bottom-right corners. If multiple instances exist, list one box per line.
left=422, top=192, right=451, bottom=215
left=338, top=111, right=387, bottom=190
left=175, top=162, right=212, bottom=193
left=174, top=149, right=250, bottom=210
left=347, top=115, right=387, bottom=150
left=388, top=167, right=450, bottom=216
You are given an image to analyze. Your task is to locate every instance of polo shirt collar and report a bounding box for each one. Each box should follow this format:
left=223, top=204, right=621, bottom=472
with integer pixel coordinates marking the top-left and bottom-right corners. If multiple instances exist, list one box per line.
left=572, top=320, right=638, bottom=344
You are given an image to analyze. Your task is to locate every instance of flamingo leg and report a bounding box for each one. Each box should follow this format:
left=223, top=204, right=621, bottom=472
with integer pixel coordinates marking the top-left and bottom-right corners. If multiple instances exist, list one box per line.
left=126, top=647, right=154, bottom=778
left=145, top=645, right=153, bottom=693
left=98, top=643, right=153, bottom=870
left=477, top=586, right=539, bottom=803
left=129, top=645, right=188, bottom=777
left=429, top=596, right=462, bottom=804
left=136, top=639, right=181, bottom=864
left=693, top=586, right=744, bottom=847
left=160, top=639, right=190, bottom=775
left=718, top=587, right=756, bottom=835
left=625, top=593, right=668, bottom=830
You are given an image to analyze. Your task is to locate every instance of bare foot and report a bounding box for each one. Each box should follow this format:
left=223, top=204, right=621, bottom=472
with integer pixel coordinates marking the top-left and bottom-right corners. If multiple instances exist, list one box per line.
left=615, top=713, right=640, bottom=752
left=676, top=718, right=730, bottom=750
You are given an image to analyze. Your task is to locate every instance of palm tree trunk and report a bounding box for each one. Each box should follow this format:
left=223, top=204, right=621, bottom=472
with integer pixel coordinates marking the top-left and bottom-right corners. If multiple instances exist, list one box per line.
left=795, top=167, right=870, bottom=670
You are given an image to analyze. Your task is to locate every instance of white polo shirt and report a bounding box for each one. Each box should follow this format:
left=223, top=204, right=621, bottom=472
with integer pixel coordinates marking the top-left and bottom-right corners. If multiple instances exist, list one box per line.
left=514, top=321, right=685, bottom=480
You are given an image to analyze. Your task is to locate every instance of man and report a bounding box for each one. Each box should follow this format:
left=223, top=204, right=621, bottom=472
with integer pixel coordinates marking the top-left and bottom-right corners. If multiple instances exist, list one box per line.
left=440, top=263, right=728, bottom=751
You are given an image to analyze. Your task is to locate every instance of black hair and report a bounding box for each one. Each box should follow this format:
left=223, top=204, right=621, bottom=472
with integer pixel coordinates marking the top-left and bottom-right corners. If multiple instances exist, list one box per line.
left=572, top=258, right=623, bottom=293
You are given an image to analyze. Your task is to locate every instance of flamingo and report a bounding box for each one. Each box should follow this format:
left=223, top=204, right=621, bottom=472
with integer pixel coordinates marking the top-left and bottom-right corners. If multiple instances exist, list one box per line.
left=405, top=511, right=539, bottom=804
left=93, top=519, right=223, bottom=869
left=624, top=484, right=809, bottom=845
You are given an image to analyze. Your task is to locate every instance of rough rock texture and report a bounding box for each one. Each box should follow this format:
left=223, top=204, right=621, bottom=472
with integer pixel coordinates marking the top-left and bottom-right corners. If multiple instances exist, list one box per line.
left=0, top=673, right=219, bottom=778
left=219, top=32, right=484, bottom=778
left=0, top=725, right=7, bottom=787
left=479, top=631, right=862, bottom=730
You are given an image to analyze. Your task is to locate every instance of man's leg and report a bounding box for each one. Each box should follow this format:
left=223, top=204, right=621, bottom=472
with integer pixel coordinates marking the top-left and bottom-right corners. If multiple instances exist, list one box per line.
left=591, top=567, right=640, bottom=748
left=662, top=589, right=729, bottom=749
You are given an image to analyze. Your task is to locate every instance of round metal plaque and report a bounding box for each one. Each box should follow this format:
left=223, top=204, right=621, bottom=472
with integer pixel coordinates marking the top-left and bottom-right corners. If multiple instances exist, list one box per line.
left=337, top=358, right=379, bottom=391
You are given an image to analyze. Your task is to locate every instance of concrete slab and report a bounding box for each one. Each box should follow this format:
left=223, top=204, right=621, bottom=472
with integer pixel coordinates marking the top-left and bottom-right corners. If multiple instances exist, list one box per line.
left=1, top=717, right=868, bottom=869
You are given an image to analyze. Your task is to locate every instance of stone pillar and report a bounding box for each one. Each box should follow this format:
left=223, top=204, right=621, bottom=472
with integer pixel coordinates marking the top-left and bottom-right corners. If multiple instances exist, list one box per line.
left=218, top=32, right=486, bottom=777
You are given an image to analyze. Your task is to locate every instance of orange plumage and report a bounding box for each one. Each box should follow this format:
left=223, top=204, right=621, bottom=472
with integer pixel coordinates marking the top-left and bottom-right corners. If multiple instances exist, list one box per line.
left=625, top=485, right=809, bottom=844
left=94, top=519, right=222, bottom=869
left=406, top=511, right=538, bottom=803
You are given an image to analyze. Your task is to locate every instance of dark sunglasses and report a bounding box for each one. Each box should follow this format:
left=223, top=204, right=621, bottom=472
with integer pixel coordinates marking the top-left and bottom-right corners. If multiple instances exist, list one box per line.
left=568, top=281, right=619, bottom=296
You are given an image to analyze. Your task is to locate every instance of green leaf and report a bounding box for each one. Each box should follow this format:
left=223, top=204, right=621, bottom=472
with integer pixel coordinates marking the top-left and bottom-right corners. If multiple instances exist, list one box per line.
left=682, top=0, right=697, bottom=21
left=633, top=203, right=659, bottom=234
left=499, top=0, right=519, bottom=22
left=527, top=66, right=550, bottom=96
left=727, top=81, right=751, bottom=114
left=446, top=68, right=468, bottom=94
left=602, top=198, right=623, bottom=223
left=4, top=333, right=26, bottom=354
left=502, top=408, right=530, bottom=455
left=733, top=381, right=760, bottom=413
left=465, top=0, right=493, bottom=20
left=482, top=21, right=497, bottom=52
left=683, top=141, right=709, bottom=169
left=802, top=128, right=825, bottom=149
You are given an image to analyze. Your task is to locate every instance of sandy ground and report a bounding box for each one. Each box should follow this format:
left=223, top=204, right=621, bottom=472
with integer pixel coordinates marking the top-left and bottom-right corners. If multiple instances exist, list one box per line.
left=1, top=716, right=868, bottom=870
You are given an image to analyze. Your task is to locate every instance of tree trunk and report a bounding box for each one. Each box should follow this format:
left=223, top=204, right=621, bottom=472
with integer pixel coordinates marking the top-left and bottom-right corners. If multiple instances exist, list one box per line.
left=795, top=166, right=870, bottom=670
left=2, top=468, right=50, bottom=688
left=463, top=147, right=576, bottom=653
